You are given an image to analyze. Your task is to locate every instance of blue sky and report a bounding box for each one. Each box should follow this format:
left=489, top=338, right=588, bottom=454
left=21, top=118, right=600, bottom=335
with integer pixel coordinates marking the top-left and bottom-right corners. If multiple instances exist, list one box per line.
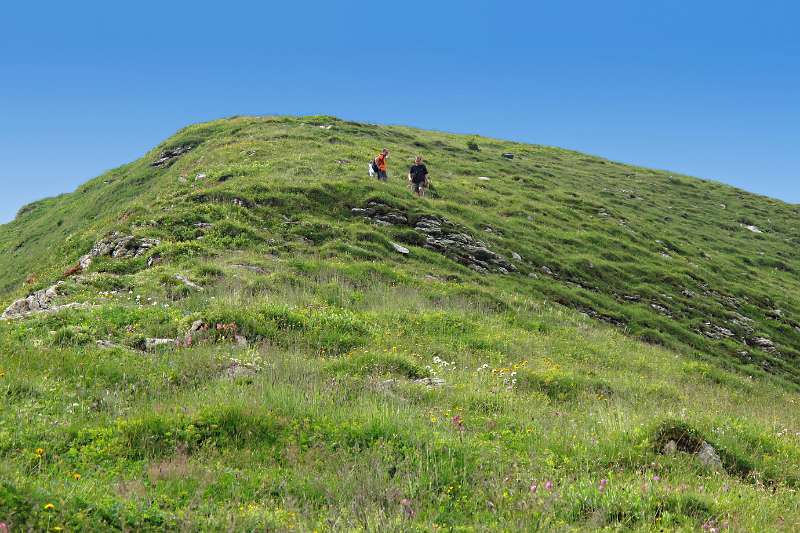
left=1, top=1, right=798, bottom=223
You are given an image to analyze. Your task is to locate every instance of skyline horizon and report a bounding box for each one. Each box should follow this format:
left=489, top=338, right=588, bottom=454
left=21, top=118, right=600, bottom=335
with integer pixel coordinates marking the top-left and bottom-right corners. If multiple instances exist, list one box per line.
left=1, top=111, right=796, bottom=225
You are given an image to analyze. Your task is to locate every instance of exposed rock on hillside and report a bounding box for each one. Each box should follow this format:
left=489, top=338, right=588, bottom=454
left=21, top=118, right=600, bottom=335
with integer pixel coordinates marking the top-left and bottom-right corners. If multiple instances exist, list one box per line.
left=390, top=242, right=410, bottom=255
left=415, top=216, right=516, bottom=274
left=151, top=144, right=193, bottom=167
left=1, top=283, right=61, bottom=320
left=352, top=202, right=516, bottom=274
left=750, top=337, right=776, bottom=352
left=700, top=323, right=735, bottom=340
left=75, top=233, right=160, bottom=273
left=1, top=282, right=92, bottom=320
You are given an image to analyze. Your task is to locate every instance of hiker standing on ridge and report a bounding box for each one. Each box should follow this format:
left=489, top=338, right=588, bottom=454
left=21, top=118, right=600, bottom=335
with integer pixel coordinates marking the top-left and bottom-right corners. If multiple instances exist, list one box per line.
left=408, top=156, right=429, bottom=197
left=373, top=149, right=389, bottom=181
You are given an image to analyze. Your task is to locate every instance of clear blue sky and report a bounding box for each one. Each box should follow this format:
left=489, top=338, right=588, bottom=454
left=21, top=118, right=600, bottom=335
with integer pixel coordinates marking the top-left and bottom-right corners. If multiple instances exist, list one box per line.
left=1, top=1, right=798, bottom=223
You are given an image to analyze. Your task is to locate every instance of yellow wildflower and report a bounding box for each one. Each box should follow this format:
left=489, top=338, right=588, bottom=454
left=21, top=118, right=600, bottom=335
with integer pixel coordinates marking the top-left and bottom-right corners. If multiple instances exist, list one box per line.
left=43, top=503, right=55, bottom=511
left=35, top=448, right=45, bottom=457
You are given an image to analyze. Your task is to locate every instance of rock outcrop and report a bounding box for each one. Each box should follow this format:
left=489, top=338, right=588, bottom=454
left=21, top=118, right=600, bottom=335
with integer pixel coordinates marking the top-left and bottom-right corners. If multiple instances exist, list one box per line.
left=60, top=232, right=160, bottom=279
left=352, top=202, right=516, bottom=274
left=1, top=284, right=61, bottom=319
left=1, top=282, right=93, bottom=320
left=151, top=144, right=193, bottom=167
left=750, top=337, right=776, bottom=352
left=77, top=232, right=161, bottom=272
left=414, top=216, right=516, bottom=274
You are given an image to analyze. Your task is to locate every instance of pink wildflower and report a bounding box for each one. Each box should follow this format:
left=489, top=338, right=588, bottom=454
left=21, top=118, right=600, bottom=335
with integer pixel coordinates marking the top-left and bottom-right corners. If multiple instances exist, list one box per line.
left=652, top=475, right=660, bottom=482
left=599, top=478, right=608, bottom=492
left=530, top=482, right=538, bottom=494
left=544, top=480, right=554, bottom=491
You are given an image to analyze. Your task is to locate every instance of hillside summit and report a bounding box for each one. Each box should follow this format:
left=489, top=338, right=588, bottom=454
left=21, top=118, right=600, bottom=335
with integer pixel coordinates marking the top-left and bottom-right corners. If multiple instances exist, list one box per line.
left=0, top=115, right=798, bottom=531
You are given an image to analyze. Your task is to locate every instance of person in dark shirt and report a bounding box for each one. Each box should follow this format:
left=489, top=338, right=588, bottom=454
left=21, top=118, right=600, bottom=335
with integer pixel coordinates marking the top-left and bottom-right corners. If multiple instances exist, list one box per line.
left=408, top=156, right=429, bottom=197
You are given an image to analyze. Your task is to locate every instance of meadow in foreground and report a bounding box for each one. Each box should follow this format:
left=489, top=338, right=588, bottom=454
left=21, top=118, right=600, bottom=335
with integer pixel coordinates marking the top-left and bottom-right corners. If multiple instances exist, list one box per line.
left=1, top=254, right=798, bottom=531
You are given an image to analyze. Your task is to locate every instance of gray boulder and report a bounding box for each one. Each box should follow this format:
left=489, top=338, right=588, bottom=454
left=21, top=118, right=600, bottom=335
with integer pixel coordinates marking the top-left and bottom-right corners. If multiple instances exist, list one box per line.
left=697, top=442, right=724, bottom=471
left=751, top=337, right=776, bottom=351
left=1, top=284, right=60, bottom=319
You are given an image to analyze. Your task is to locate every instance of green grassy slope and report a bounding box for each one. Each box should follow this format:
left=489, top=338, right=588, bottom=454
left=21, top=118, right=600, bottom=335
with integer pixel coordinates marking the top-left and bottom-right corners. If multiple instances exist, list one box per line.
left=0, top=115, right=798, bottom=531
left=3, top=115, right=799, bottom=384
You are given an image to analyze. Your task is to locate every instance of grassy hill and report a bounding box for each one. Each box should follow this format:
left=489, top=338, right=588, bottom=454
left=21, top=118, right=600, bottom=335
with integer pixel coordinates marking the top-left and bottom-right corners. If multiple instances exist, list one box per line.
left=0, top=115, right=798, bottom=531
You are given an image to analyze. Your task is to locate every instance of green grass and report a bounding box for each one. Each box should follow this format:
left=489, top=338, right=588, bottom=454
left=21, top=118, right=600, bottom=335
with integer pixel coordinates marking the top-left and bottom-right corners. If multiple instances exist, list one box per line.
left=0, top=115, right=798, bottom=531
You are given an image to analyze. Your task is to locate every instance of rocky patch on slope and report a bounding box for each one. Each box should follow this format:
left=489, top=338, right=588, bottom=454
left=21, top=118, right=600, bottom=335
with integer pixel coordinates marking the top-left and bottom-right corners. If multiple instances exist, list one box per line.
left=352, top=202, right=516, bottom=274
left=151, top=144, right=193, bottom=167
left=65, top=232, right=160, bottom=276
left=1, top=282, right=93, bottom=320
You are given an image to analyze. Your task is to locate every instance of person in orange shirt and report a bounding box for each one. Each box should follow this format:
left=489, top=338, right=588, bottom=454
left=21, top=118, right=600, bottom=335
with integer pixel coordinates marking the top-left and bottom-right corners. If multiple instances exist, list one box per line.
left=373, top=148, right=389, bottom=181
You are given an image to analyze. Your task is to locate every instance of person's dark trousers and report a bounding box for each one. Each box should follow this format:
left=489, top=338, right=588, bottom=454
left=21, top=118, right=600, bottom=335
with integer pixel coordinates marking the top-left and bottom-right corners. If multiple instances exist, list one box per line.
left=377, top=170, right=388, bottom=181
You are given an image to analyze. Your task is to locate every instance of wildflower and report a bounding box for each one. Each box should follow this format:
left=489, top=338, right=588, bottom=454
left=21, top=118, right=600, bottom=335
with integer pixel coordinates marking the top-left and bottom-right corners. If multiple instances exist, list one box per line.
left=652, top=475, right=660, bottom=482
left=44, top=503, right=55, bottom=511
left=452, top=414, right=465, bottom=432
left=545, top=480, right=553, bottom=491
left=35, top=447, right=45, bottom=457
left=529, top=482, right=538, bottom=494
left=72, top=472, right=81, bottom=480
left=599, top=478, right=608, bottom=492
left=0, top=523, right=8, bottom=533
